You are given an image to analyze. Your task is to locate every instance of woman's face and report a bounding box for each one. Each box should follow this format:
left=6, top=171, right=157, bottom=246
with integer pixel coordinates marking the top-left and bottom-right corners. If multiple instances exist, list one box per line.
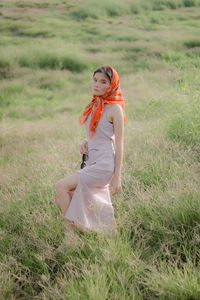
left=93, top=72, right=110, bottom=96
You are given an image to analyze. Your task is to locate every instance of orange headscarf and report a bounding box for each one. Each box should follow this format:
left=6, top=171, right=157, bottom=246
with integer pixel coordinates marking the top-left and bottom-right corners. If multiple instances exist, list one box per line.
left=79, top=65, right=127, bottom=138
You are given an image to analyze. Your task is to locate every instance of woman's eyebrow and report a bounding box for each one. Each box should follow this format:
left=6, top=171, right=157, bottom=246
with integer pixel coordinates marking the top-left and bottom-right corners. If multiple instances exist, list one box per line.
left=93, top=76, right=108, bottom=82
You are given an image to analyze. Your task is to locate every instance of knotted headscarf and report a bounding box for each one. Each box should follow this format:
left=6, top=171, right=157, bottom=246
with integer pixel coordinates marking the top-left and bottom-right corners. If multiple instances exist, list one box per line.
left=79, top=65, right=127, bottom=138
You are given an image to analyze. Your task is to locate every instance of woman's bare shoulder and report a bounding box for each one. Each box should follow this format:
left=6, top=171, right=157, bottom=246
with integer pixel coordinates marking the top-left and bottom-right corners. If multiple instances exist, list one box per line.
left=106, top=104, right=123, bottom=122
left=107, top=104, right=122, bottom=113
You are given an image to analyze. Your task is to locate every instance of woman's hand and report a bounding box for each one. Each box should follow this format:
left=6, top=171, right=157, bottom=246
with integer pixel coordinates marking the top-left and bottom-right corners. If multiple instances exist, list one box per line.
left=80, top=139, right=88, bottom=155
left=110, top=175, right=122, bottom=196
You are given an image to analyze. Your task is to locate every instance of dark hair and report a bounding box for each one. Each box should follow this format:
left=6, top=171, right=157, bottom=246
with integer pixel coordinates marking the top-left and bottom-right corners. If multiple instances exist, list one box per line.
left=93, top=66, right=113, bottom=83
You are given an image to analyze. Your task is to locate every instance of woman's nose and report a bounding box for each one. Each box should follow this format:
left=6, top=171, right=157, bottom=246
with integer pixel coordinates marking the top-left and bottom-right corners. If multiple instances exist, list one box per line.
left=94, top=81, right=99, bottom=87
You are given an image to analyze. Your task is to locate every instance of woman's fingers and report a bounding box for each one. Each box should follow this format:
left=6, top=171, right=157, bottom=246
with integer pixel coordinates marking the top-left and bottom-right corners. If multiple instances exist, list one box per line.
left=110, top=185, right=121, bottom=196
left=80, top=140, right=88, bottom=154
left=83, top=142, right=88, bottom=154
left=80, top=145, right=88, bottom=155
left=84, top=149, right=88, bottom=154
left=112, top=188, right=119, bottom=196
left=80, top=142, right=85, bottom=154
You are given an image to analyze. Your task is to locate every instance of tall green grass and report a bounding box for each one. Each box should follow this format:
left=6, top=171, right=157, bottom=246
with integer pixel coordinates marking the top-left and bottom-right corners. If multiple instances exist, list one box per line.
left=166, top=104, right=200, bottom=145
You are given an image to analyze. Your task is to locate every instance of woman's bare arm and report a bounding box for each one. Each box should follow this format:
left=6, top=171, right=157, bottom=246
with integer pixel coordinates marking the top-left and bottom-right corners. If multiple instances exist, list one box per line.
left=109, top=104, right=124, bottom=195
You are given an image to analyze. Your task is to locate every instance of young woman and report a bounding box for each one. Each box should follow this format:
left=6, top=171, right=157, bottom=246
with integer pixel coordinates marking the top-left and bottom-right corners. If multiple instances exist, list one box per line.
left=55, top=65, right=126, bottom=236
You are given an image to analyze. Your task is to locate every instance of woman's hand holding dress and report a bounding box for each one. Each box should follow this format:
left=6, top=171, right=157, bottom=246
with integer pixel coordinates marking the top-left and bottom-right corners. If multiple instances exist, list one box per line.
left=80, top=139, right=88, bottom=155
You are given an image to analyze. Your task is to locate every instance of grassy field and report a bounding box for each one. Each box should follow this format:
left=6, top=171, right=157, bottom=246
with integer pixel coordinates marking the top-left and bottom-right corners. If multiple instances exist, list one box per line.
left=0, top=0, right=200, bottom=299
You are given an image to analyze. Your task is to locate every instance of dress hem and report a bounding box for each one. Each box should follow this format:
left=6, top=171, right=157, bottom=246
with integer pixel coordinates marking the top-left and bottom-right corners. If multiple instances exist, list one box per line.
left=65, top=216, right=116, bottom=235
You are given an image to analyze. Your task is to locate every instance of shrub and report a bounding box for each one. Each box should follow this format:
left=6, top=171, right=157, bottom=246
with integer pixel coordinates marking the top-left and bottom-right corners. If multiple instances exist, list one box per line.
left=60, top=56, right=88, bottom=72
left=182, top=0, right=197, bottom=7
left=17, top=51, right=89, bottom=72
left=69, top=0, right=127, bottom=20
left=184, top=40, right=200, bottom=48
left=117, top=36, right=139, bottom=42
left=69, top=6, right=98, bottom=20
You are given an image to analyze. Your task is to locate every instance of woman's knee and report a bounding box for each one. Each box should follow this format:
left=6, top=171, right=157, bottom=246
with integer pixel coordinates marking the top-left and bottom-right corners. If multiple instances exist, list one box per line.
left=55, top=178, right=69, bottom=194
left=55, top=173, right=79, bottom=194
left=55, top=179, right=66, bottom=194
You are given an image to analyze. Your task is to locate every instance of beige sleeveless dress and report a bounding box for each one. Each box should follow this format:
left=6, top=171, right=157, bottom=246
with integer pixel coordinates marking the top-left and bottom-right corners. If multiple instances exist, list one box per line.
left=65, top=106, right=117, bottom=234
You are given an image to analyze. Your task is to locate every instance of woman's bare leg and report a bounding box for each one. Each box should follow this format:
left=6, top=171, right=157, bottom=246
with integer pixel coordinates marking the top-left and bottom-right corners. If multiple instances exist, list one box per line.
left=55, top=172, right=80, bottom=235
left=55, top=172, right=90, bottom=235
left=55, top=172, right=79, bottom=215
